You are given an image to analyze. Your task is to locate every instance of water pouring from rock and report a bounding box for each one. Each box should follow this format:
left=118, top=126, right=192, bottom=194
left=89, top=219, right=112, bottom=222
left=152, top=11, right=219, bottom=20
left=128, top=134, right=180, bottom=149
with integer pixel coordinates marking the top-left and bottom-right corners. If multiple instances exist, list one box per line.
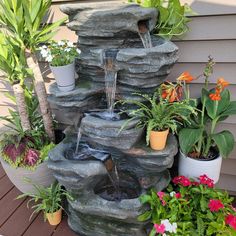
left=75, top=127, right=82, bottom=154
left=138, top=21, right=153, bottom=48
left=102, top=49, right=120, bottom=120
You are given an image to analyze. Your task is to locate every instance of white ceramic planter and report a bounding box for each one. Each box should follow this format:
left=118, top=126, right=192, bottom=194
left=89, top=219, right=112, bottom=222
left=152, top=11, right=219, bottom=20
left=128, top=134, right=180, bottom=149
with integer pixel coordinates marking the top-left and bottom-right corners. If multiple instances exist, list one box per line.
left=50, top=62, right=75, bottom=92
left=0, top=159, right=55, bottom=194
left=178, top=151, right=222, bottom=183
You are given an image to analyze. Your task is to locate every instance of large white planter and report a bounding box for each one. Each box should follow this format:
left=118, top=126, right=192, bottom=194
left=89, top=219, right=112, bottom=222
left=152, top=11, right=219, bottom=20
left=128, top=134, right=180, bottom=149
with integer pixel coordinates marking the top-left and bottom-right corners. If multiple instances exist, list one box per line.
left=50, top=62, right=75, bottom=92
left=0, top=159, right=55, bottom=194
left=178, top=151, right=222, bottom=183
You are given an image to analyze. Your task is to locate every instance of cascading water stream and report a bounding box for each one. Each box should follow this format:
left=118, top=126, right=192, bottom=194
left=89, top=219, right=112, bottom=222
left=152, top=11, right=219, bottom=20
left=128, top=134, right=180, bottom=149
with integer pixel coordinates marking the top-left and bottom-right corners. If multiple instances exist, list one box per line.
left=102, top=49, right=120, bottom=120
left=138, top=21, right=152, bottom=48
left=75, top=127, right=82, bottom=154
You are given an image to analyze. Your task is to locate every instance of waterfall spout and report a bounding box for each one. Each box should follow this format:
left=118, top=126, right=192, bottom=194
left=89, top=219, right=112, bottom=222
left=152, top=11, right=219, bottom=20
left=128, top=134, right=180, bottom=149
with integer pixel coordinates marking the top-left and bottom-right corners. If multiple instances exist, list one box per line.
left=138, top=21, right=153, bottom=48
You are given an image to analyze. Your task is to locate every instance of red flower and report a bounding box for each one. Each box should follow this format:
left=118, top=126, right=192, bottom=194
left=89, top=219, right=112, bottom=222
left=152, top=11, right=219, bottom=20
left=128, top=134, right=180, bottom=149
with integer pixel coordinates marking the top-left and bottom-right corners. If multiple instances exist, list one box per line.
left=172, top=176, right=191, bottom=187
left=181, top=178, right=191, bottom=187
left=199, top=174, right=214, bottom=188
left=157, top=191, right=166, bottom=206
left=225, top=214, right=236, bottom=230
left=175, top=192, right=181, bottom=199
left=208, top=199, right=224, bottom=212
left=154, top=223, right=166, bottom=234
left=191, top=181, right=200, bottom=186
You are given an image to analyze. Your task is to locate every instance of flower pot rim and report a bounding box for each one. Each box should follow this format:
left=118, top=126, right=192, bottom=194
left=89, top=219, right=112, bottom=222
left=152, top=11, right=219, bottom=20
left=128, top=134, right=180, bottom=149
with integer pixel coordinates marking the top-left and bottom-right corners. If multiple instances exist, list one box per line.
left=46, top=207, right=62, bottom=215
left=50, top=61, right=74, bottom=68
left=151, top=128, right=169, bottom=133
left=180, top=150, right=221, bottom=162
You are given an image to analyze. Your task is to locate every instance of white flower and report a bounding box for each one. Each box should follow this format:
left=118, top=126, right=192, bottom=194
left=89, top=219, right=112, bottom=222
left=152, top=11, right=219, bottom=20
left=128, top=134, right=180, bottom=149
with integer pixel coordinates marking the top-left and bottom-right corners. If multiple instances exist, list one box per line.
left=172, top=223, right=177, bottom=233
left=42, top=45, right=47, bottom=49
left=76, top=48, right=81, bottom=54
left=161, top=219, right=177, bottom=233
left=40, top=49, right=49, bottom=58
left=46, top=55, right=53, bottom=62
left=170, top=191, right=176, bottom=197
left=67, top=41, right=74, bottom=47
left=64, top=47, right=71, bottom=52
left=58, top=40, right=65, bottom=46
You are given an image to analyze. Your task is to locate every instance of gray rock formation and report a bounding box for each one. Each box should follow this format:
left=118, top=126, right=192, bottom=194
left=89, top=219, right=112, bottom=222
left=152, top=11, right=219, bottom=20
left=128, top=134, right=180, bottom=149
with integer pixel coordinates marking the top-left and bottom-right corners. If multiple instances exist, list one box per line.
left=80, top=114, right=144, bottom=150
left=47, top=2, right=179, bottom=236
left=48, top=135, right=177, bottom=236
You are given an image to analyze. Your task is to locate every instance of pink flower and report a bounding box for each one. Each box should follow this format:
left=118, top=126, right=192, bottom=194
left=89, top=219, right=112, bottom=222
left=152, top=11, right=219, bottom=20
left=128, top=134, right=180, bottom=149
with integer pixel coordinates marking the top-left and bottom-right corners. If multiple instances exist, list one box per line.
left=208, top=199, right=224, bottom=212
left=225, top=214, right=236, bottom=230
left=181, top=178, right=191, bottom=187
left=175, top=192, right=181, bottom=199
left=199, top=174, right=214, bottom=188
left=157, top=192, right=166, bottom=206
left=154, top=223, right=166, bottom=234
left=172, top=176, right=191, bottom=187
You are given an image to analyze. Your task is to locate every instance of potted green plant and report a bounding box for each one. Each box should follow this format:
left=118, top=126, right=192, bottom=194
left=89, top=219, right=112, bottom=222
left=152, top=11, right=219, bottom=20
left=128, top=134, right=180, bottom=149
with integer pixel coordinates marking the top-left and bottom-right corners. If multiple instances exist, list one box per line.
left=40, top=40, right=81, bottom=92
left=177, top=57, right=236, bottom=183
left=17, top=181, right=73, bottom=226
left=138, top=174, right=236, bottom=235
left=128, top=0, right=195, bottom=39
left=0, top=0, right=66, bottom=142
left=0, top=88, right=56, bottom=194
left=120, top=90, right=196, bottom=150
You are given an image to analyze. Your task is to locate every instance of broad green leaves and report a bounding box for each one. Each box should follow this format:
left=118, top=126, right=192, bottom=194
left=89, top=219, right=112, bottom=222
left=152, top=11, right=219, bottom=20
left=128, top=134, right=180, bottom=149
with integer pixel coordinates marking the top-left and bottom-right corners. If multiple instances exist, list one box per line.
left=212, top=131, right=234, bottom=158
left=179, top=128, right=203, bottom=154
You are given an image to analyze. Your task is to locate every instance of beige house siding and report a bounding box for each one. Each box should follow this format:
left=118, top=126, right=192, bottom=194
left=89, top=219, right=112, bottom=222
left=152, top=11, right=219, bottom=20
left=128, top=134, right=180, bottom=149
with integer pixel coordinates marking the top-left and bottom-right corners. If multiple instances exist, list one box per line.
left=1, top=0, right=235, bottom=191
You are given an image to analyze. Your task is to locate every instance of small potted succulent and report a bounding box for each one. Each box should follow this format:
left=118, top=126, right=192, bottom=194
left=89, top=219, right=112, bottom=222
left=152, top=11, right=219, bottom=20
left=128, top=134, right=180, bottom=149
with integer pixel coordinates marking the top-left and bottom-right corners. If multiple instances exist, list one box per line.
left=120, top=89, right=195, bottom=150
left=138, top=175, right=236, bottom=235
left=17, top=181, right=73, bottom=226
left=40, top=40, right=81, bottom=92
left=177, top=57, right=236, bottom=183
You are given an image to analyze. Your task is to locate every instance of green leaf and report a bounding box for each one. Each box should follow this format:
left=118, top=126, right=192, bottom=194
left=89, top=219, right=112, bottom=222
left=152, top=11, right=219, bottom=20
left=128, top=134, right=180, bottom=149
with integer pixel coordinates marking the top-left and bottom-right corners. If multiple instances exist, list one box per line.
left=149, top=227, right=156, bottom=236
left=212, top=131, right=235, bottom=158
left=137, top=210, right=152, bottom=222
left=179, top=128, right=203, bottom=154
left=139, top=194, right=152, bottom=204
left=220, top=101, right=236, bottom=117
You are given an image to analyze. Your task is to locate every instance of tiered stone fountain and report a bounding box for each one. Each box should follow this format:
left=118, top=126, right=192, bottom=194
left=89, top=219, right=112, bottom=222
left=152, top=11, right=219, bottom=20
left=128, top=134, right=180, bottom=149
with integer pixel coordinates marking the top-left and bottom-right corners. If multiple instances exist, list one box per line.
left=48, top=2, right=179, bottom=236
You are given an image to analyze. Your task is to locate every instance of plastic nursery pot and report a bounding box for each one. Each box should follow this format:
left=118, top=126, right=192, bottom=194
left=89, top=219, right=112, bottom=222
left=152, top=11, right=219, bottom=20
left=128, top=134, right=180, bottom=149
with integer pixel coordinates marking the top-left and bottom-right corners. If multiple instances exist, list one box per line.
left=46, top=208, right=62, bottom=226
left=50, top=61, right=75, bottom=92
left=149, top=129, right=169, bottom=151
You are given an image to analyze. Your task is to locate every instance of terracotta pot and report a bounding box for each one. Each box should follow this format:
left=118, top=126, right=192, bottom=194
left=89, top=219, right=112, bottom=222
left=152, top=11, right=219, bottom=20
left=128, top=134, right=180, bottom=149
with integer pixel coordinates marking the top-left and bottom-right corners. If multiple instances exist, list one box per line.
left=178, top=151, right=222, bottom=183
left=46, top=208, right=62, bottom=226
left=149, top=129, right=169, bottom=151
left=0, top=159, right=55, bottom=194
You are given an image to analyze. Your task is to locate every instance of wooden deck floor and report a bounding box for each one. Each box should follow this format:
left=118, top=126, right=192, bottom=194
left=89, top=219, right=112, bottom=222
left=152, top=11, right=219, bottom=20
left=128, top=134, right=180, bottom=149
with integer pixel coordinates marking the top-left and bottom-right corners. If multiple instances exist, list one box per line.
left=0, top=164, right=78, bottom=236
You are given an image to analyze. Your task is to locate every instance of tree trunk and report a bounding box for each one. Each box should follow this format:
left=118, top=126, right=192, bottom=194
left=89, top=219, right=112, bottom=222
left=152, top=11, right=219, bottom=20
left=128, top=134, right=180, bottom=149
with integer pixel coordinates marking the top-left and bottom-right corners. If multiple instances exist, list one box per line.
left=12, top=83, right=31, bottom=131
left=25, top=49, right=55, bottom=142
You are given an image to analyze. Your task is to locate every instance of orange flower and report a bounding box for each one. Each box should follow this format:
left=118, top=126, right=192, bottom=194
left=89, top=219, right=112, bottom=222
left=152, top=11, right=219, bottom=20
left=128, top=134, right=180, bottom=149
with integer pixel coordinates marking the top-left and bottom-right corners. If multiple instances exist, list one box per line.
left=177, top=71, right=194, bottom=83
left=209, top=93, right=221, bottom=101
left=161, top=82, right=183, bottom=102
left=217, top=78, right=229, bottom=89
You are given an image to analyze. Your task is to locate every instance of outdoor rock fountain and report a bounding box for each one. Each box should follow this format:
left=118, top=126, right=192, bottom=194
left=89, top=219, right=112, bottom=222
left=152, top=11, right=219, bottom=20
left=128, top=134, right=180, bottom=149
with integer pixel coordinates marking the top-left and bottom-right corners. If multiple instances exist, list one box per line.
left=48, top=2, right=178, bottom=236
